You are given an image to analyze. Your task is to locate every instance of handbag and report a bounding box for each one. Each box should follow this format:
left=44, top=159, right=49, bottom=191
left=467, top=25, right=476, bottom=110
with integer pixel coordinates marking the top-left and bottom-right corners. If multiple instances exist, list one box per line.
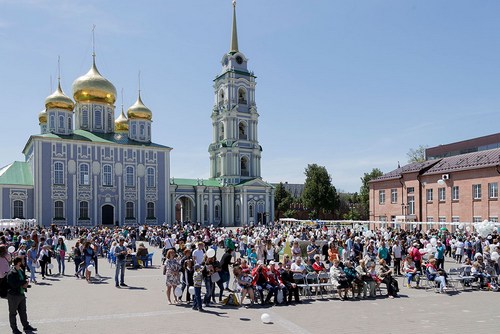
left=211, top=272, right=220, bottom=283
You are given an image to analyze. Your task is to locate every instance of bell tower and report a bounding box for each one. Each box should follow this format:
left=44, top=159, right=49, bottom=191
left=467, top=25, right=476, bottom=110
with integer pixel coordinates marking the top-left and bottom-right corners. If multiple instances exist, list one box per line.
left=209, top=1, right=262, bottom=185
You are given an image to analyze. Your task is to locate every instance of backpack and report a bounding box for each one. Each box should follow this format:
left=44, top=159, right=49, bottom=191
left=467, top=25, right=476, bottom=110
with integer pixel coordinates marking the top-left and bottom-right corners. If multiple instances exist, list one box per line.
left=0, top=276, right=10, bottom=299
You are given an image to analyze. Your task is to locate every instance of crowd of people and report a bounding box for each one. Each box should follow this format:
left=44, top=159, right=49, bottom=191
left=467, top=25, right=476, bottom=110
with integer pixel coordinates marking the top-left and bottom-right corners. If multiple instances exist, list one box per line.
left=0, top=221, right=499, bottom=321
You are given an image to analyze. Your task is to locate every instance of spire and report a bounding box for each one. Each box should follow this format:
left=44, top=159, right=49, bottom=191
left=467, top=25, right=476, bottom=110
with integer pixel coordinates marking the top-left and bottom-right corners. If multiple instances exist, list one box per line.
left=230, top=0, right=239, bottom=54
left=92, top=24, right=96, bottom=66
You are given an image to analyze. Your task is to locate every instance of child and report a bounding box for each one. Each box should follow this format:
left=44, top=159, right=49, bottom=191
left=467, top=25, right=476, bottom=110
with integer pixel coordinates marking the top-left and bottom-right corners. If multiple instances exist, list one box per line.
left=192, top=264, right=204, bottom=312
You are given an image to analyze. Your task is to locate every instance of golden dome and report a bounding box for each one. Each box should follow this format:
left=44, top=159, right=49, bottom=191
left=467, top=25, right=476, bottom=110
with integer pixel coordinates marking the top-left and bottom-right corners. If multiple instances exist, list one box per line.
left=72, top=59, right=117, bottom=104
left=38, top=109, right=47, bottom=124
left=45, top=83, right=74, bottom=111
left=114, top=109, right=129, bottom=132
left=127, top=94, right=152, bottom=121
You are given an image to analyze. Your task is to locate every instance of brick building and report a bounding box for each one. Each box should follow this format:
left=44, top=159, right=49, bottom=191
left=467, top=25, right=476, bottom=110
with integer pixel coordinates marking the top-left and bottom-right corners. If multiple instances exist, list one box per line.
left=370, top=146, right=500, bottom=228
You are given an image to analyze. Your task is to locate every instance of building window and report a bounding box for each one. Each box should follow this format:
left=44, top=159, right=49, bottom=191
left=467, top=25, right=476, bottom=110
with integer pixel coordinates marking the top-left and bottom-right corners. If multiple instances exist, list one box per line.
left=238, top=87, right=247, bottom=104
left=203, top=204, right=208, bottom=222
left=50, top=115, right=55, bottom=129
left=240, top=156, right=249, bottom=177
left=473, top=216, right=482, bottom=223
left=235, top=203, right=240, bottom=220
left=79, top=201, right=89, bottom=219
left=214, top=204, right=220, bottom=220
left=391, top=189, right=397, bottom=204
left=426, top=189, right=433, bottom=202
left=219, top=123, right=225, bottom=141
left=379, top=190, right=386, bottom=205
left=426, top=217, right=434, bottom=222
left=147, top=167, right=156, bottom=188
left=473, top=184, right=482, bottom=200
left=407, top=187, right=414, bottom=194
left=107, top=113, right=112, bottom=132
left=488, top=182, right=498, bottom=199
left=68, top=117, right=72, bottom=130
left=82, top=109, right=88, bottom=128
left=132, top=123, right=137, bottom=136
left=125, top=166, right=135, bottom=187
left=95, top=109, right=102, bottom=129
left=59, top=115, right=64, bottom=129
left=379, top=216, right=387, bottom=222
left=438, top=187, right=446, bottom=201
left=126, top=202, right=135, bottom=219
left=140, top=124, right=145, bottom=136
left=452, top=216, right=460, bottom=223
left=79, top=163, right=90, bottom=185
left=54, top=162, right=64, bottom=185
left=407, top=195, right=415, bottom=215
left=147, top=202, right=155, bottom=219
left=249, top=204, right=254, bottom=218
left=439, top=216, right=446, bottom=223
left=54, top=201, right=64, bottom=219
left=490, top=217, right=498, bottom=223
left=13, top=200, right=23, bottom=219
left=452, top=186, right=459, bottom=201
left=102, top=164, right=113, bottom=186
left=239, top=122, right=247, bottom=140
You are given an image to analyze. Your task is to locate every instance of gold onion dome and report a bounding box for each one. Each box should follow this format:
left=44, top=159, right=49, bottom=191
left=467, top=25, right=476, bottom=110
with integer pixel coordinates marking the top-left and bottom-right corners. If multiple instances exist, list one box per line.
left=72, top=59, right=117, bottom=104
left=38, top=109, right=47, bottom=124
left=127, top=94, right=152, bottom=121
left=45, top=83, right=74, bottom=111
left=115, top=109, right=129, bottom=132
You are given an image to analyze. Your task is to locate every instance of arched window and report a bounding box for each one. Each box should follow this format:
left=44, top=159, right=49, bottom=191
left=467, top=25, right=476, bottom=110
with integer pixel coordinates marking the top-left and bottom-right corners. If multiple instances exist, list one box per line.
left=81, top=108, right=89, bottom=128
left=59, top=115, right=64, bottom=129
left=132, top=123, right=137, bottom=136
left=214, top=204, right=220, bottom=220
left=126, top=202, right=135, bottom=219
left=125, top=166, right=135, bottom=187
left=68, top=117, right=72, bottom=130
left=79, top=163, right=89, bottom=185
left=102, top=164, right=113, bottom=186
left=147, top=202, right=155, bottom=219
left=107, top=113, right=112, bottom=131
left=239, top=122, right=247, bottom=140
left=147, top=167, right=156, bottom=188
left=249, top=203, right=254, bottom=218
left=217, top=156, right=222, bottom=177
left=54, top=201, right=64, bottom=219
left=140, top=124, right=145, bottom=136
left=95, top=109, right=102, bottom=129
left=13, top=200, right=23, bottom=219
left=219, top=122, right=225, bottom=141
left=238, top=87, right=247, bottom=104
left=79, top=201, right=89, bottom=219
left=54, top=162, right=64, bottom=185
left=240, top=156, right=249, bottom=176
left=219, top=89, right=225, bottom=105
left=49, top=115, right=55, bottom=129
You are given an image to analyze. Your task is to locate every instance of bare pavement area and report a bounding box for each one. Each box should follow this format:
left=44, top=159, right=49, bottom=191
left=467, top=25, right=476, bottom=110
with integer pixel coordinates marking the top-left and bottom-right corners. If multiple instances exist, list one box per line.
left=1, top=247, right=499, bottom=334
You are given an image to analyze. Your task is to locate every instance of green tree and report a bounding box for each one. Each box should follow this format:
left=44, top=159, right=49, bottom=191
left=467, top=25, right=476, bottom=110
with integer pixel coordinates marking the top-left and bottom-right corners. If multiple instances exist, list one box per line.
left=407, top=145, right=428, bottom=163
left=274, top=182, right=293, bottom=219
left=302, top=164, right=337, bottom=219
left=359, top=168, right=383, bottom=219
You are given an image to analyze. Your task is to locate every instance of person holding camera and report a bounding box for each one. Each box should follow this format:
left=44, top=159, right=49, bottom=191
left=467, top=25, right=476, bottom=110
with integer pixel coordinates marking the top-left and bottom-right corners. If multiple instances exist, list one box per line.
left=6, top=256, right=37, bottom=334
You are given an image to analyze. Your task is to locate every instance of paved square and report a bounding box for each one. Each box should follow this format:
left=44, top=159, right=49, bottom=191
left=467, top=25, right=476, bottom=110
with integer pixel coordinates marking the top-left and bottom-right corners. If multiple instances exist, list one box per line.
left=1, top=245, right=498, bottom=334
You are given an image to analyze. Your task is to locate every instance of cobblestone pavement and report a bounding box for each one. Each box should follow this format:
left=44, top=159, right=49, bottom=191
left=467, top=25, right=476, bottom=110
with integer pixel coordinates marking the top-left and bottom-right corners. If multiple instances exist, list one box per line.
left=1, top=247, right=498, bottom=334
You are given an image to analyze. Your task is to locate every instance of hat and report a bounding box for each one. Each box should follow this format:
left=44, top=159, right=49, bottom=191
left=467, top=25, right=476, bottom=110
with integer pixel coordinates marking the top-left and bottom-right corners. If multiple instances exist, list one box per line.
left=194, top=264, right=201, bottom=270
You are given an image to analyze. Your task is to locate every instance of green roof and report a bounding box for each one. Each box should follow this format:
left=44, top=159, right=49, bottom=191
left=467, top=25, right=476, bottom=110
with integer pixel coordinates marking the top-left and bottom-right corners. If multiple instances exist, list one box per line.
left=32, top=130, right=171, bottom=149
left=0, top=161, right=33, bottom=186
left=171, top=178, right=222, bottom=187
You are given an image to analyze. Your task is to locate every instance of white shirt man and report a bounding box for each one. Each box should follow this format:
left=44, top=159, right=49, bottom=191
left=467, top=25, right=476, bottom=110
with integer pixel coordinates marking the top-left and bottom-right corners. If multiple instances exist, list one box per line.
left=192, top=243, right=205, bottom=265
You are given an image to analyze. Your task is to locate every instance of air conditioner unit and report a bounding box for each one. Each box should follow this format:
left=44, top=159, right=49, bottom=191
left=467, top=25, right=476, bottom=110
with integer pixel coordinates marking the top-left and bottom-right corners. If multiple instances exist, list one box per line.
left=442, top=174, right=450, bottom=180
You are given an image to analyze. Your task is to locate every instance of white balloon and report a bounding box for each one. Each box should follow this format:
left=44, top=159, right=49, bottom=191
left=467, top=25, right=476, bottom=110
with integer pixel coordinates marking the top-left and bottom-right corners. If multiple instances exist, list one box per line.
left=430, top=238, right=437, bottom=246
left=87, top=264, right=94, bottom=272
left=466, top=226, right=471, bottom=232
left=8, top=246, right=15, bottom=253
left=426, top=243, right=432, bottom=249
left=458, top=223, right=464, bottom=230
left=419, top=249, right=427, bottom=254
left=47, top=263, right=54, bottom=270
left=491, top=252, right=499, bottom=261
left=174, top=286, right=183, bottom=297
left=261, top=313, right=272, bottom=324
left=206, top=248, right=216, bottom=258
left=188, top=286, right=196, bottom=295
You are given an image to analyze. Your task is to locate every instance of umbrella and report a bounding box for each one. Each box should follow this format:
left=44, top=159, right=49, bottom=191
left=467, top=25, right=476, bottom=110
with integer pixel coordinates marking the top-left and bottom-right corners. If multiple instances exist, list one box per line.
left=440, top=227, right=448, bottom=231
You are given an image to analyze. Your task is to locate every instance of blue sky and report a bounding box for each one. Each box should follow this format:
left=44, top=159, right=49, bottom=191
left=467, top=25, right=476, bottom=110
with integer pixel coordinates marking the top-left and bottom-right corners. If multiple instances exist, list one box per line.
left=1, top=0, right=499, bottom=193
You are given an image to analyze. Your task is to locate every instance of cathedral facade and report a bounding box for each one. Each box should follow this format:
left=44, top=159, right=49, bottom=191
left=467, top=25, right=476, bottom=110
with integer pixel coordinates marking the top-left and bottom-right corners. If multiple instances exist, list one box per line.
left=0, top=3, right=274, bottom=227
